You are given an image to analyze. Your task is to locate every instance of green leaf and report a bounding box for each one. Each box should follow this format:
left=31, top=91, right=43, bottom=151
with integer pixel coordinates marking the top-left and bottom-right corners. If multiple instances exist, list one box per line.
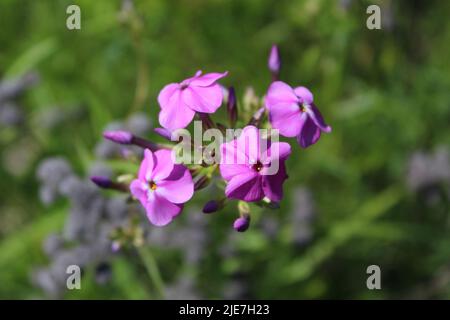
left=5, top=37, right=57, bottom=77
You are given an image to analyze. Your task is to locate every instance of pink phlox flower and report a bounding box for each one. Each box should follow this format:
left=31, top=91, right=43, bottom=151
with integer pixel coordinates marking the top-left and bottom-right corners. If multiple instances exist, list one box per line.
left=157, top=70, right=228, bottom=130
left=130, top=149, right=194, bottom=226
left=265, top=81, right=331, bottom=148
left=219, top=126, right=291, bottom=202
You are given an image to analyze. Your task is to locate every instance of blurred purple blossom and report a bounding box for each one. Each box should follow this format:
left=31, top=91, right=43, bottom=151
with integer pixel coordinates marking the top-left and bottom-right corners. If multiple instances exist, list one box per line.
left=291, top=187, right=315, bottom=246
left=406, top=147, right=450, bottom=192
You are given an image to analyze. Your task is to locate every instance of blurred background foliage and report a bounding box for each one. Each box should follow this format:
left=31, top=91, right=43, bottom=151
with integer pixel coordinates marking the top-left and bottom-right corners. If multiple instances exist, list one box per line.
left=0, top=0, right=449, bottom=299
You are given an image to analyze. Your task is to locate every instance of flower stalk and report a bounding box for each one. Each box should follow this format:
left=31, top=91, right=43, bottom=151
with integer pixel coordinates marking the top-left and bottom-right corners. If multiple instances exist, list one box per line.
left=137, top=246, right=165, bottom=299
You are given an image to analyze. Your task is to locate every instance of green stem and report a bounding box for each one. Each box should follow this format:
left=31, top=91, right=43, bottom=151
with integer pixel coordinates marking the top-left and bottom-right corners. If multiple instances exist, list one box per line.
left=123, top=3, right=149, bottom=115
left=137, top=246, right=165, bottom=299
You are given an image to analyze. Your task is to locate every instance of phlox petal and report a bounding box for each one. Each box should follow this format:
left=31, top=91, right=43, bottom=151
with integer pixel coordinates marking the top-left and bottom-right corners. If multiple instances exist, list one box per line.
left=156, top=165, right=194, bottom=204
left=145, top=191, right=182, bottom=227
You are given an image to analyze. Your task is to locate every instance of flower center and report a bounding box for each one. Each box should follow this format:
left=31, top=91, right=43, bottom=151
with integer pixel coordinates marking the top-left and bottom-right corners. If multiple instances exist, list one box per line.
left=180, top=82, right=189, bottom=90
left=299, top=103, right=307, bottom=113
left=148, top=181, right=157, bottom=191
left=252, top=161, right=263, bottom=172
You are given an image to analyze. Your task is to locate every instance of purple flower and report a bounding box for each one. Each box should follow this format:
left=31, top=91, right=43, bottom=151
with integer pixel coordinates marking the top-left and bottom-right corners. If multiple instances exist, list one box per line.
left=265, top=81, right=332, bottom=148
left=157, top=70, right=228, bottom=130
left=219, top=126, right=291, bottom=202
left=103, top=129, right=159, bottom=150
left=130, top=149, right=194, bottom=226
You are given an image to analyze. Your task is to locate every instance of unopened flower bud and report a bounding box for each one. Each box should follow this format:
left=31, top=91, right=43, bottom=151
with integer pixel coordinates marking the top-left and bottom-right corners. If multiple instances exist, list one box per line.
left=90, top=176, right=129, bottom=192
left=268, top=45, right=281, bottom=80
left=90, top=175, right=113, bottom=188
left=103, top=130, right=133, bottom=144
left=227, top=86, right=238, bottom=127
left=203, top=201, right=218, bottom=214
left=202, top=199, right=225, bottom=214
left=233, top=214, right=250, bottom=232
left=104, top=130, right=161, bottom=151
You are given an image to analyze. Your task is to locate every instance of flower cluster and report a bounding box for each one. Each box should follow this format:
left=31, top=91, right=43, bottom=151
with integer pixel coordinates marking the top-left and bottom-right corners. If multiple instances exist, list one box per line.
left=33, top=116, right=211, bottom=298
left=94, top=46, right=332, bottom=231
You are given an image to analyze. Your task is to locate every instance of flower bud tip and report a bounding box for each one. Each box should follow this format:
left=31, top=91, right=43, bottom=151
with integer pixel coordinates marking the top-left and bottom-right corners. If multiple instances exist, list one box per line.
left=203, top=200, right=219, bottom=214
left=268, top=44, right=281, bottom=74
left=90, top=176, right=112, bottom=188
left=103, top=130, right=133, bottom=144
left=233, top=215, right=250, bottom=232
